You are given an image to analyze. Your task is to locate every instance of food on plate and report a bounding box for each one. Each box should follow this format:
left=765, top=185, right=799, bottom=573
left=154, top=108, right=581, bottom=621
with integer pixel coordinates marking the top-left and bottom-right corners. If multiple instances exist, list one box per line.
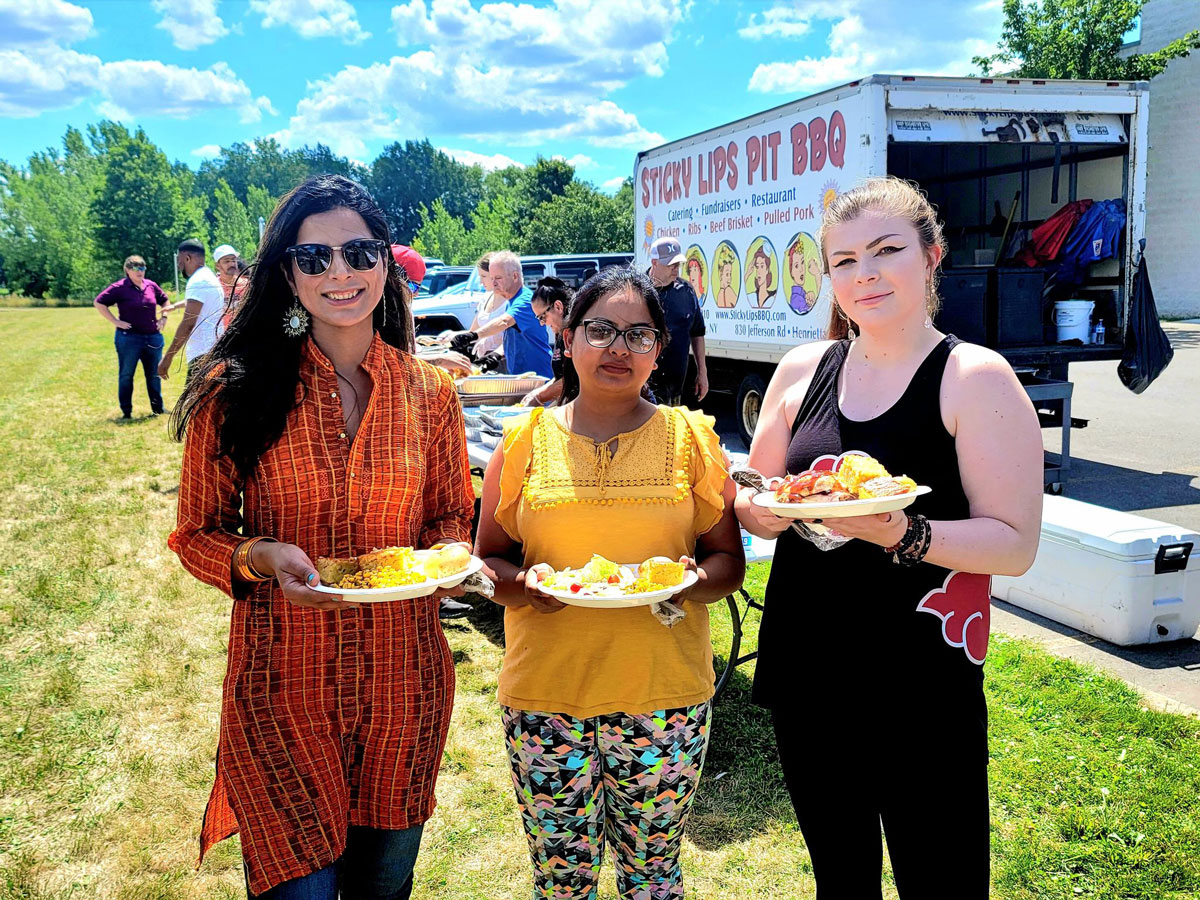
left=773, top=471, right=857, bottom=504
left=316, top=544, right=471, bottom=589
left=640, top=556, right=686, bottom=586
left=541, top=554, right=689, bottom=598
left=773, top=454, right=917, bottom=504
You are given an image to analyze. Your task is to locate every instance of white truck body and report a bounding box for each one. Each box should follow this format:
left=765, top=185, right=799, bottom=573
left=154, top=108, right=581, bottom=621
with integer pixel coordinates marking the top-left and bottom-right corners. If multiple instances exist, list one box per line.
left=633, top=74, right=1148, bottom=444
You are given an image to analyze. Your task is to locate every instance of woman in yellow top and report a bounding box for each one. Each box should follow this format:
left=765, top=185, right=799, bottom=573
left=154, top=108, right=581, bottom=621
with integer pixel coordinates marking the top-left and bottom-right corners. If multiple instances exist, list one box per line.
left=478, top=266, right=745, bottom=899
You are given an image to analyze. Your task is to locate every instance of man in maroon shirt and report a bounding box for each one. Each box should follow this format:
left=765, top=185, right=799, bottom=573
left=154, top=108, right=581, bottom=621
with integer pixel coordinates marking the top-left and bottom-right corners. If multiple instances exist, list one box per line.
left=93, top=254, right=170, bottom=419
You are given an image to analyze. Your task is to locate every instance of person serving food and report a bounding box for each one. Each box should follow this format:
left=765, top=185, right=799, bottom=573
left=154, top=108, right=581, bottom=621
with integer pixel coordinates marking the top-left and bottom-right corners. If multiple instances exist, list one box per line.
left=734, top=176, right=1042, bottom=899
left=476, top=266, right=744, bottom=900
left=168, top=175, right=475, bottom=899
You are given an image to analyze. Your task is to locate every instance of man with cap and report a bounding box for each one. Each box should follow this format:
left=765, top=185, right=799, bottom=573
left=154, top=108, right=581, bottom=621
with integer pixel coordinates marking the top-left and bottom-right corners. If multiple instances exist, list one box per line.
left=648, top=236, right=708, bottom=406
left=159, top=238, right=225, bottom=379
left=212, top=243, right=246, bottom=333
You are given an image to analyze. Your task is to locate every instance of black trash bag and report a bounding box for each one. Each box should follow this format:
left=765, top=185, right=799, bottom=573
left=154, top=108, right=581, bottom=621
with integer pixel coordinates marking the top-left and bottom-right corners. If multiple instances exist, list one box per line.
left=1118, top=250, right=1173, bottom=394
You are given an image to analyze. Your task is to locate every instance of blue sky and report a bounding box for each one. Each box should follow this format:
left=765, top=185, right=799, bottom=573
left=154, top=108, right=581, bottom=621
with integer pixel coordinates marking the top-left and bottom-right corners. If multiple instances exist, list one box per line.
left=0, top=0, right=1008, bottom=191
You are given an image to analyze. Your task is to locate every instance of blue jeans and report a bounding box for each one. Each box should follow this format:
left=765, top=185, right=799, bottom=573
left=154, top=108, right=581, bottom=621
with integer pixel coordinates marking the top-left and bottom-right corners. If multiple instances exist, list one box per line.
left=114, top=330, right=164, bottom=416
left=246, top=825, right=423, bottom=900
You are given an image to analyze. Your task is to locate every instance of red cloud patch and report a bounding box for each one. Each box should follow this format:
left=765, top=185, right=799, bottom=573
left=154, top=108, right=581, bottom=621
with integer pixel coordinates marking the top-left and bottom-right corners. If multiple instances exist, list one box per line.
left=915, top=571, right=992, bottom=665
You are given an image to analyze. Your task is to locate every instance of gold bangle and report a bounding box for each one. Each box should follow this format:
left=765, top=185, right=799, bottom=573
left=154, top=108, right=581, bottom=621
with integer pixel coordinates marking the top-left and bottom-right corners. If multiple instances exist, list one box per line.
left=234, top=537, right=274, bottom=583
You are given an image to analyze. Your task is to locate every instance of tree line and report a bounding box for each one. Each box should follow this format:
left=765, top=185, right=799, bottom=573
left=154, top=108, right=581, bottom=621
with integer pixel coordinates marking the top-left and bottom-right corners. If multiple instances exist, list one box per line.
left=0, top=124, right=633, bottom=302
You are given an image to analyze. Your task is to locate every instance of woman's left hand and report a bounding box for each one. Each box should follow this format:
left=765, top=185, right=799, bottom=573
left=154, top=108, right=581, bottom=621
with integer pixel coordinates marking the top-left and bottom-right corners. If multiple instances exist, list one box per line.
left=670, top=556, right=703, bottom=604
left=805, top=511, right=908, bottom=548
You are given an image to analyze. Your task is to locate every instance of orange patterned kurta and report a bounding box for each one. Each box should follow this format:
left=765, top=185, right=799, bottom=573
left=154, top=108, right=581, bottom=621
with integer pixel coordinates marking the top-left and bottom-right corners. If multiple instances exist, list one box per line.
left=168, top=333, right=475, bottom=895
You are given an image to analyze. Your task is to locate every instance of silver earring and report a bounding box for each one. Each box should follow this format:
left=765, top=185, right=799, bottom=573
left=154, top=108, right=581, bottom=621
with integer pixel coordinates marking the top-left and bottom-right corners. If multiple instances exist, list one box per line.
left=283, top=298, right=309, bottom=337
left=924, top=314, right=933, bottom=329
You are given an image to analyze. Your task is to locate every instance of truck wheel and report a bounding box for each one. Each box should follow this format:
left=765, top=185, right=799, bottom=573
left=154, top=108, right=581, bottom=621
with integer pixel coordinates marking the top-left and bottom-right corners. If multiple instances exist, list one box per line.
left=735, top=374, right=767, bottom=447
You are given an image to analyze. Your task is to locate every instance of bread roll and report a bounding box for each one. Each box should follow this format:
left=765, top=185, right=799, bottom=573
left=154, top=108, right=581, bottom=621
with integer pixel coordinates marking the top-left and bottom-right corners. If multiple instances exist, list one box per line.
left=423, top=544, right=471, bottom=579
left=316, top=556, right=359, bottom=586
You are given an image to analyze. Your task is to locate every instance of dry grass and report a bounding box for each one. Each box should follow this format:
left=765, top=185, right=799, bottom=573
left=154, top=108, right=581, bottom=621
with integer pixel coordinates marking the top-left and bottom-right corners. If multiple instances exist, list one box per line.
left=1, top=309, right=1197, bottom=900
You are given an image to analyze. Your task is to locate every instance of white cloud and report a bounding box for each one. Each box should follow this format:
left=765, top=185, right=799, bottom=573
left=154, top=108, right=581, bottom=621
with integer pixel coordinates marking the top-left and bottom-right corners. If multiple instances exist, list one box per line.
left=557, top=153, right=596, bottom=169
left=250, top=0, right=371, bottom=44
left=442, top=147, right=524, bottom=170
left=601, top=175, right=626, bottom=192
left=747, top=1, right=1004, bottom=94
left=737, top=1, right=845, bottom=41
left=98, top=60, right=276, bottom=123
left=152, top=0, right=229, bottom=50
left=272, top=0, right=679, bottom=155
left=0, top=0, right=92, bottom=48
left=0, top=46, right=99, bottom=116
left=192, top=144, right=223, bottom=157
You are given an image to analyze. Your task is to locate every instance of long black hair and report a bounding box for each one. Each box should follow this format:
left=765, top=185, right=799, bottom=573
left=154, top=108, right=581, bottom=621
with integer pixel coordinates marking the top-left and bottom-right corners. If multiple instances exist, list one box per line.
left=558, top=266, right=668, bottom=406
left=171, top=174, right=414, bottom=477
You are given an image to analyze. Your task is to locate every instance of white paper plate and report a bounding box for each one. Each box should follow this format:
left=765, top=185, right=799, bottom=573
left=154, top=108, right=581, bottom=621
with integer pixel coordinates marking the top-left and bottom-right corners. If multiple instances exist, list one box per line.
left=751, top=485, right=931, bottom=519
left=312, top=553, right=484, bottom=602
left=537, top=566, right=698, bottom=608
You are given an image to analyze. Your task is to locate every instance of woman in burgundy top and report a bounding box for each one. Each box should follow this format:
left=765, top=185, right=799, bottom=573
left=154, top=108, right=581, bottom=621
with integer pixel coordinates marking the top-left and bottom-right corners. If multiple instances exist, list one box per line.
left=93, top=254, right=169, bottom=419
left=735, top=177, right=1042, bottom=898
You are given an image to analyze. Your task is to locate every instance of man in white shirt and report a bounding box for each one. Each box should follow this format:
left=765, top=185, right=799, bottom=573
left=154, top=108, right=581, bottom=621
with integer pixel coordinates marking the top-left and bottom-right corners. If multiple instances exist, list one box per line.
left=159, top=238, right=225, bottom=379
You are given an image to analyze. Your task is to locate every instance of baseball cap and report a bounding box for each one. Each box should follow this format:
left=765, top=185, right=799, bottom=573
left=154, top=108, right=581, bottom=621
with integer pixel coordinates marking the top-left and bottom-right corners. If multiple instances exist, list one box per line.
left=650, top=237, right=685, bottom=266
left=213, top=244, right=238, bottom=263
left=391, top=244, right=426, bottom=287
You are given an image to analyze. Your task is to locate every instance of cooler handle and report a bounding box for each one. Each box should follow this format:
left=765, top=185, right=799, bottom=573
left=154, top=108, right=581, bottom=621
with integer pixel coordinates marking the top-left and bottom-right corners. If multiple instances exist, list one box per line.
left=1154, top=542, right=1193, bottom=574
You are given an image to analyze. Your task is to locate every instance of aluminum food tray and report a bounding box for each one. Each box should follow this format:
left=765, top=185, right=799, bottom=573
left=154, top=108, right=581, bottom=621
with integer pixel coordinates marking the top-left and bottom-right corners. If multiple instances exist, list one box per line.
left=456, top=374, right=547, bottom=395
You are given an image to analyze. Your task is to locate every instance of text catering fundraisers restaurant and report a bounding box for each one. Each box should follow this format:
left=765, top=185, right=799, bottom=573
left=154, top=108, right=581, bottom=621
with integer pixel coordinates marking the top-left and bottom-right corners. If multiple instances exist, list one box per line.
left=635, top=102, right=849, bottom=344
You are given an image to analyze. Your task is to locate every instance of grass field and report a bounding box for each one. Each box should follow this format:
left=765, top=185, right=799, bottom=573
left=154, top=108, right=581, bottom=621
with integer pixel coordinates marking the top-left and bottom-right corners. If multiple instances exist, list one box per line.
left=1, top=308, right=1197, bottom=899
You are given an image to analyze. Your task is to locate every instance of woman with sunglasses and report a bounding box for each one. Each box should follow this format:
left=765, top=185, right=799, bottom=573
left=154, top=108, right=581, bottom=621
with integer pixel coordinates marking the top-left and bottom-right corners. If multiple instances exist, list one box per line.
left=93, top=254, right=170, bottom=419
left=520, top=276, right=573, bottom=406
left=477, top=267, right=745, bottom=899
left=169, top=175, right=475, bottom=899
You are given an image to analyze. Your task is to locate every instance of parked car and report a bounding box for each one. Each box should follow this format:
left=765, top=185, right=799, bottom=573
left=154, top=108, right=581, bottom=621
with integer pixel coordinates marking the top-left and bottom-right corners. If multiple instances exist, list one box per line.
left=417, top=266, right=472, bottom=298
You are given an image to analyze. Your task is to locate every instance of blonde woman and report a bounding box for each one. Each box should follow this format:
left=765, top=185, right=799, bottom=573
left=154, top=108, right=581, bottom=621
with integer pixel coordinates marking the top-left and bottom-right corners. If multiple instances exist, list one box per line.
left=735, top=177, right=1041, bottom=898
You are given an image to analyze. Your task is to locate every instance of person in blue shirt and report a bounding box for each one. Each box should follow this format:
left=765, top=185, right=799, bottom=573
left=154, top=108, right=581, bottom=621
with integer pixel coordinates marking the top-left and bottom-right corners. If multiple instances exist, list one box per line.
left=450, top=251, right=553, bottom=378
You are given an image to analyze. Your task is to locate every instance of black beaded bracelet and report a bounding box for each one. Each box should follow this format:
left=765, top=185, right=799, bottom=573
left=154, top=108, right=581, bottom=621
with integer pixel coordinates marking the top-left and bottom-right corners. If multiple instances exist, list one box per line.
left=888, top=513, right=931, bottom=566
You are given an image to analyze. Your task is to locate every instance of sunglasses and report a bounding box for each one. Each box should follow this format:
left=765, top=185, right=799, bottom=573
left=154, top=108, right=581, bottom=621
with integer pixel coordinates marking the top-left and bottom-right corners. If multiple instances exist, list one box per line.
left=285, top=239, right=387, bottom=276
left=127, top=264, right=147, bottom=272
left=580, top=319, right=660, bottom=354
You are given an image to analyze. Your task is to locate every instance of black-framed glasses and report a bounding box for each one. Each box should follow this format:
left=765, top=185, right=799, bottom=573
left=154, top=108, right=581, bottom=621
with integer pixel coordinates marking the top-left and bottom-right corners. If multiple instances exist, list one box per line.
left=580, top=319, right=660, bottom=354
left=285, top=239, right=387, bottom=276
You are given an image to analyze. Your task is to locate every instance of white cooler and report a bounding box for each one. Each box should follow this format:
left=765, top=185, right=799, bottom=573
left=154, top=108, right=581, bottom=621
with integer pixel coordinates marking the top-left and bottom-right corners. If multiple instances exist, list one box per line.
left=992, top=496, right=1199, bottom=646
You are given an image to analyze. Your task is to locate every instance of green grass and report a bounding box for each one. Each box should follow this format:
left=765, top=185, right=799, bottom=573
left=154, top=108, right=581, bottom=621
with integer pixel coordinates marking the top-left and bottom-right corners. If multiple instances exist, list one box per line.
left=0, top=308, right=1197, bottom=899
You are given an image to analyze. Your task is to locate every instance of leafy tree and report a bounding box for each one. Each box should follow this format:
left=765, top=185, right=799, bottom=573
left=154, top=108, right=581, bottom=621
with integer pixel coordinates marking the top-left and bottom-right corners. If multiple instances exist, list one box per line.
left=246, top=184, right=276, bottom=246
left=0, top=127, right=108, bottom=300
left=195, top=139, right=310, bottom=205
left=368, top=140, right=484, bottom=243
left=974, top=0, right=1200, bottom=80
left=411, top=198, right=475, bottom=264
left=521, top=182, right=632, bottom=255
left=91, top=123, right=207, bottom=281
left=211, top=179, right=259, bottom=260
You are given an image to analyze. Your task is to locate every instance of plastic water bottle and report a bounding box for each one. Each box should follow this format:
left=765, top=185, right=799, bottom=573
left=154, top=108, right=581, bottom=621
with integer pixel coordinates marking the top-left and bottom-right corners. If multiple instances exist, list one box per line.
left=1094, top=321, right=1106, bottom=344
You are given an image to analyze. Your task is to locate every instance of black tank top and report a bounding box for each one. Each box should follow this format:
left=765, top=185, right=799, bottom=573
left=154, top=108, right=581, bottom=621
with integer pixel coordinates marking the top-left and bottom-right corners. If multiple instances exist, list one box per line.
left=752, top=336, right=991, bottom=720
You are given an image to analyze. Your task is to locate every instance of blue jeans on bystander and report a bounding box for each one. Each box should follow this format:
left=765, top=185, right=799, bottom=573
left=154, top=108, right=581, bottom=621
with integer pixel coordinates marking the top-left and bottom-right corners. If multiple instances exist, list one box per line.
left=246, top=825, right=423, bottom=900
left=114, top=330, right=164, bottom=417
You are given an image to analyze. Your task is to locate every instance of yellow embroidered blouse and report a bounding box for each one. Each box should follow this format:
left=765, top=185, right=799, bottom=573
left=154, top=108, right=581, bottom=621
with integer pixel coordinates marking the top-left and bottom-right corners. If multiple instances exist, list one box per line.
left=494, top=405, right=728, bottom=717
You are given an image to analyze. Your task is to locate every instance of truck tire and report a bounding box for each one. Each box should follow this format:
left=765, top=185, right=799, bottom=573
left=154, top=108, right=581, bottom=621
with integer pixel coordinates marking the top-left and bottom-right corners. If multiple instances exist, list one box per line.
left=735, top=373, right=768, bottom=447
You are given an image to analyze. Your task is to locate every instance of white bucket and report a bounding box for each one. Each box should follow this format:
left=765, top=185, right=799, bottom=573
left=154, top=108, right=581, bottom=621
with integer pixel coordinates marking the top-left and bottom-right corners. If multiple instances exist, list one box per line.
left=1054, top=300, right=1094, bottom=342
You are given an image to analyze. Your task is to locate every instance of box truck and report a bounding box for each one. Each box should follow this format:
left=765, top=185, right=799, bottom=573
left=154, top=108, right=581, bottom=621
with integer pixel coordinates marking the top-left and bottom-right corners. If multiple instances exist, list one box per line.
left=633, top=74, right=1149, bottom=469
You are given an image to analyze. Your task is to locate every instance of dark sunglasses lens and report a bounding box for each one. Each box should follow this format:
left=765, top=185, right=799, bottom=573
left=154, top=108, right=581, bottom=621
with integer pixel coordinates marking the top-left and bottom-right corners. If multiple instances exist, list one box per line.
left=293, top=245, right=331, bottom=275
left=584, top=322, right=615, bottom=346
left=343, top=240, right=382, bottom=271
left=626, top=329, right=657, bottom=352
left=129, top=265, right=146, bottom=271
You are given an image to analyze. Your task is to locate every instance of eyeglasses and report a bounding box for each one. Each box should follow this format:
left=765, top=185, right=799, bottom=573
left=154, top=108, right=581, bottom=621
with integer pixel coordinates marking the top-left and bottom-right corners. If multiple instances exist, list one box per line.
left=580, top=319, right=660, bottom=354
left=285, top=239, right=387, bottom=276
left=127, top=264, right=147, bottom=272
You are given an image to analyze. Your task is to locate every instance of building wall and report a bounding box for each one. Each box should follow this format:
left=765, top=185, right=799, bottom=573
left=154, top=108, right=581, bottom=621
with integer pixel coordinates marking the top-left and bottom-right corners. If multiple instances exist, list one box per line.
left=1135, top=0, right=1200, bottom=317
